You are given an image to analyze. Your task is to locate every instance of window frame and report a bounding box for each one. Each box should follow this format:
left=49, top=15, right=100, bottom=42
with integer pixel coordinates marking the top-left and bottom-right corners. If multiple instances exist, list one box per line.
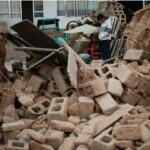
left=33, top=0, right=44, bottom=18
left=0, top=0, right=22, bottom=19
left=57, top=0, right=98, bottom=17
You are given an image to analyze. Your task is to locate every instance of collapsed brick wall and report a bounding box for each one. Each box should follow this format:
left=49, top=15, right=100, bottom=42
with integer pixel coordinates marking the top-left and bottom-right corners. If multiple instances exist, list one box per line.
left=125, top=4, right=150, bottom=52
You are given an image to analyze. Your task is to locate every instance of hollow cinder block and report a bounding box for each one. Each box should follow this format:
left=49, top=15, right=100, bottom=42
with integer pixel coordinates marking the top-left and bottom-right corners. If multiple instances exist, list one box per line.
left=47, top=97, right=68, bottom=124
left=92, top=134, right=115, bottom=150
left=7, top=140, right=29, bottom=150
left=25, top=103, right=45, bottom=119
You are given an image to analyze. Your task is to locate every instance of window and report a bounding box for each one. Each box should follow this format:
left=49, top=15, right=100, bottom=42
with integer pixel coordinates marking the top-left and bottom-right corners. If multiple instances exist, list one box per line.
left=0, top=0, right=21, bottom=19
left=10, top=1, right=21, bottom=18
left=0, top=1, right=9, bottom=19
left=87, top=1, right=97, bottom=13
left=33, top=1, right=43, bottom=17
left=66, top=1, right=75, bottom=16
left=57, top=1, right=65, bottom=16
left=57, top=0, right=98, bottom=17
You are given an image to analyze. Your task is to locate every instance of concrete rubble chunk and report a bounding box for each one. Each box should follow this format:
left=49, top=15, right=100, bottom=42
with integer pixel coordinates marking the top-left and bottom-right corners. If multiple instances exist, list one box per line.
left=4, top=105, right=19, bottom=121
left=75, top=134, right=92, bottom=147
left=138, top=140, right=150, bottom=150
left=27, top=75, right=47, bottom=92
left=52, top=67, right=72, bottom=94
left=3, top=130, right=20, bottom=144
left=2, top=120, right=25, bottom=132
left=76, top=145, right=89, bottom=150
left=67, top=116, right=80, bottom=125
left=14, top=79, right=27, bottom=91
left=127, top=61, right=139, bottom=69
left=51, top=120, right=75, bottom=132
left=113, top=124, right=140, bottom=140
left=78, top=78, right=107, bottom=97
left=30, top=141, right=54, bottom=150
left=124, top=49, right=145, bottom=61
left=137, top=77, right=150, bottom=95
left=58, top=137, right=75, bottom=150
left=18, top=94, right=34, bottom=107
left=137, top=65, right=150, bottom=75
left=81, top=125, right=96, bottom=137
left=0, top=85, right=16, bottom=111
left=45, top=129, right=64, bottom=149
left=120, top=113, right=150, bottom=125
left=87, top=115, right=107, bottom=126
left=114, top=64, right=141, bottom=89
left=122, top=89, right=142, bottom=106
left=140, top=120, right=150, bottom=142
left=115, top=140, right=133, bottom=149
left=7, top=140, right=29, bottom=150
left=27, top=129, right=46, bottom=143
left=95, top=93, right=118, bottom=115
left=78, top=97, right=94, bottom=118
left=31, top=115, right=48, bottom=130
left=107, top=78, right=123, bottom=97
left=67, top=92, right=78, bottom=107
left=68, top=103, right=79, bottom=116
left=78, top=68, right=96, bottom=84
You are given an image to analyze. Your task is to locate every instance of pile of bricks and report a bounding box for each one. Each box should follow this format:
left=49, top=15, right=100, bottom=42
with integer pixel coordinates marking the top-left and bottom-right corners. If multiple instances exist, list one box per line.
left=125, top=4, right=150, bottom=53
left=0, top=49, right=150, bottom=150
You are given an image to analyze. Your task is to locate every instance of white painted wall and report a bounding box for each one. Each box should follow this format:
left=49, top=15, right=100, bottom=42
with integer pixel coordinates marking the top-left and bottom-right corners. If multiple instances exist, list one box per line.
left=0, top=18, right=22, bottom=33
left=34, top=1, right=82, bottom=29
left=1, top=1, right=82, bottom=30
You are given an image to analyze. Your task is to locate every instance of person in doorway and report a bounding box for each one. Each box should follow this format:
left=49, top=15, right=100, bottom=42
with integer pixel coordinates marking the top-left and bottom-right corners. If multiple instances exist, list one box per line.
left=97, top=13, right=112, bottom=61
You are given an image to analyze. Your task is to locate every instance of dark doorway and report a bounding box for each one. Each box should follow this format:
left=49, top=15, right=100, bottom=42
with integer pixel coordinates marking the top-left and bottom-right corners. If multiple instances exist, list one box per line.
left=22, top=1, right=33, bottom=22
left=119, top=1, right=143, bottom=23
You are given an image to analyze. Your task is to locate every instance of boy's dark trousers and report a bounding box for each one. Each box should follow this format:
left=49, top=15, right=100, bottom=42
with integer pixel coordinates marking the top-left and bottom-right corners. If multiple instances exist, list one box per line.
left=100, top=40, right=111, bottom=61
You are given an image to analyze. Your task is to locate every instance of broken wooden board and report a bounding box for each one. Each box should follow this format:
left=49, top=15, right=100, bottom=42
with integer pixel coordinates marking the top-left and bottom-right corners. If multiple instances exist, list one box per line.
left=64, top=24, right=99, bottom=35
left=67, top=46, right=78, bottom=88
left=11, top=20, right=60, bottom=49
left=94, top=104, right=133, bottom=137
left=59, top=37, right=99, bottom=84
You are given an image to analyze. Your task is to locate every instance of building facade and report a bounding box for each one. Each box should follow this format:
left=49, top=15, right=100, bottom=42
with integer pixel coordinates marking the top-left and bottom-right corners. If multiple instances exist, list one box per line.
left=0, top=0, right=98, bottom=29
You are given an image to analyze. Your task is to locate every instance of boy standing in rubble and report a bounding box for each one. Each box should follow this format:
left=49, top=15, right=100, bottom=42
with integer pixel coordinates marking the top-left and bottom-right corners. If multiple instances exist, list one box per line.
left=0, top=25, right=6, bottom=81
left=97, top=13, right=112, bottom=61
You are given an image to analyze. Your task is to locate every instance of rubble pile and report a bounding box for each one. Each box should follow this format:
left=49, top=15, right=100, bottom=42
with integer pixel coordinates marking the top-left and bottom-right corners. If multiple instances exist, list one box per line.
left=0, top=43, right=150, bottom=150
left=125, top=4, right=150, bottom=53
left=0, top=11, right=150, bottom=150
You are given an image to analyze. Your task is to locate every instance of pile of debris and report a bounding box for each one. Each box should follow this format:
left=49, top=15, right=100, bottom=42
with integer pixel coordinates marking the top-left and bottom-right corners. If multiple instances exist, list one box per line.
left=0, top=8, right=150, bottom=149
left=125, top=4, right=150, bottom=53
left=0, top=24, right=150, bottom=150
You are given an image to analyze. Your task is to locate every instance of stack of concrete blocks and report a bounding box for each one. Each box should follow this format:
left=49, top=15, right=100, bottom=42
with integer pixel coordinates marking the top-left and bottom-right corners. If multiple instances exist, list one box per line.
left=0, top=45, right=150, bottom=150
left=110, top=2, right=127, bottom=28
